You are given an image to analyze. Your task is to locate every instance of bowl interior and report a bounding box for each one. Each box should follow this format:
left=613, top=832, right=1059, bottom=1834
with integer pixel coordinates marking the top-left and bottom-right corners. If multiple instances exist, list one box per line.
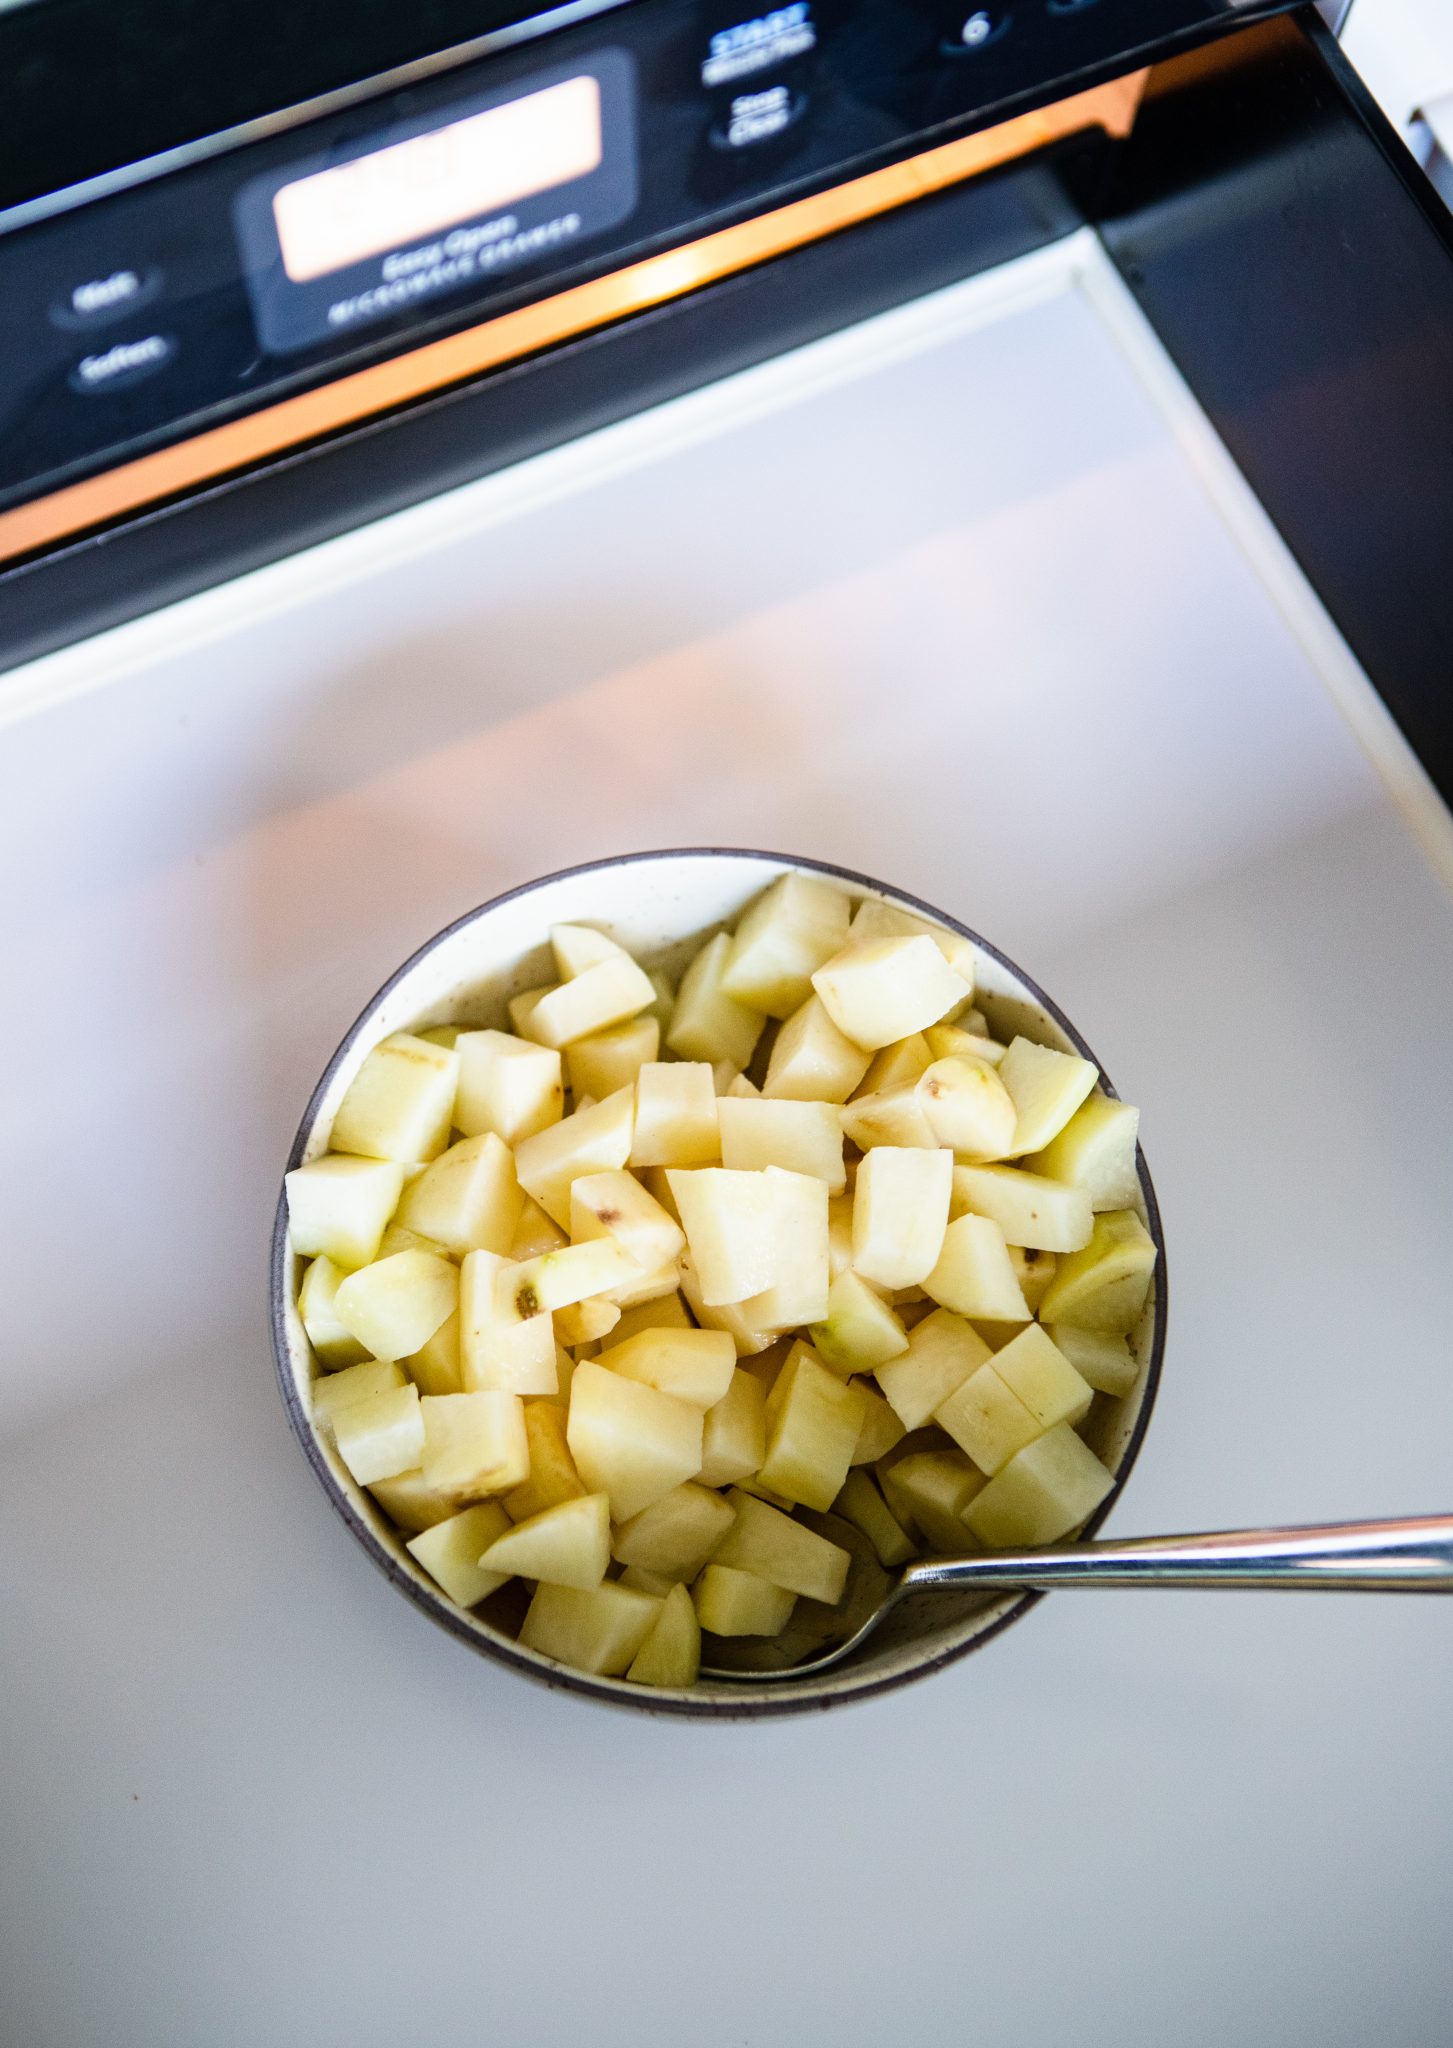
left=274, top=849, right=1164, bottom=1716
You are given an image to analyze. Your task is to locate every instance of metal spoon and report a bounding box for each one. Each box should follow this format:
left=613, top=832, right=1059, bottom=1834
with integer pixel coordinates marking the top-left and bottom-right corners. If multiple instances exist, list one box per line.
left=699, top=1515, right=1453, bottom=1682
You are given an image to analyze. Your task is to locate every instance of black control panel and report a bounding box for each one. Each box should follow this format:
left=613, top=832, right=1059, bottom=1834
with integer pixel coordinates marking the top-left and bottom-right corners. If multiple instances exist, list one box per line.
left=0, top=0, right=1288, bottom=511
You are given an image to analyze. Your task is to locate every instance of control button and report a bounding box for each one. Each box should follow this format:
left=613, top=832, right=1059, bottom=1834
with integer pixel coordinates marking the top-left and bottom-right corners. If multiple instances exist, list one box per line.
left=711, top=82, right=804, bottom=148
left=940, top=6, right=1012, bottom=54
left=50, top=266, right=163, bottom=331
left=701, top=4, right=816, bottom=89
left=68, top=333, right=176, bottom=396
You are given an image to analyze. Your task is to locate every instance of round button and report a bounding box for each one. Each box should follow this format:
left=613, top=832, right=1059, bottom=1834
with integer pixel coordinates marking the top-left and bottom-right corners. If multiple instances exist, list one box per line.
left=940, top=7, right=1012, bottom=56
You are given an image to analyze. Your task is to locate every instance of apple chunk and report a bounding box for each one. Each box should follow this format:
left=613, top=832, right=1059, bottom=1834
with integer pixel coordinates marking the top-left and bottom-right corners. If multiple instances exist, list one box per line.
left=286, top=1155, right=405, bottom=1271
left=455, top=1030, right=564, bottom=1146
left=698, top=1368, right=769, bottom=1486
left=924, top=1214, right=1030, bottom=1322
left=1046, top=1323, right=1139, bottom=1398
left=762, top=995, right=871, bottom=1103
left=612, top=1482, right=736, bottom=1578
left=998, top=1037, right=1098, bottom=1157
left=477, top=1491, right=611, bottom=1590
left=333, top=1382, right=425, bottom=1486
left=717, top=1096, right=845, bottom=1192
left=566, top=1360, right=704, bottom=1520
left=333, top=1249, right=458, bottom=1363
left=520, top=1582, right=662, bottom=1674
left=963, top=1422, right=1114, bottom=1548
left=758, top=1341, right=866, bottom=1511
left=808, top=1269, right=908, bottom=1376
left=406, top=1501, right=512, bottom=1607
left=395, top=1131, right=524, bottom=1256
left=666, top=931, right=766, bottom=1070
left=1038, top=1209, right=1157, bottom=1332
left=419, top=1390, right=528, bottom=1499
left=694, top=1564, right=796, bottom=1637
left=566, top=1014, right=660, bottom=1103
left=851, top=1146, right=953, bottom=1290
left=812, top=935, right=971, bottom=1050
left=330, top=1033, right=458, bottom=1164
left=512, top=1086, right=635, bottom=1229
left=713, top=1490, right=851, bottom=1603
left=721, top=873, right=852, bottom=1017
left=949, top=1162, right=1092, bottom=1253
left=1025, top=1092, right=1140, bottom=1210
left=875, top=1306, right=991, bottom=1430
left=298, top=1256, right=369, bottom=1367
left=599, top=1327, right=737, bottom=1409
left=631, top=1062, right=720, bottom=1168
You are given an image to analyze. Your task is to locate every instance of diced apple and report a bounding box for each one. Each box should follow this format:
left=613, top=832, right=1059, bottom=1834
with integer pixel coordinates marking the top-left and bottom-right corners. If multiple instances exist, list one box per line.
left=507, top=985, right=553, bottom=1038
left=736, top=1167, right=830, bottom=1331
left=609, top=1289, right=693, bottom=1344
left=406, top=1501, right=513, bottom=1607
left=455, top=1029, right=564, bottom=1147
left=834, top=1470, right=916, bottom=1567
left=667, top=1168, right=782, bottom=1304
left=762, top=995, right=870, bottom=1104
left=311, top=1357, right=406, bottom=1434
left=840, top=1086, right=938, bottom=1151
left=881, top=1448, right=985, bottom=1551
left=808, top=1269, right=908, bottom=1376
left=298, top=1256, right=370, bottom=1367
left=851, top=1381, right=907, bottom=1464
left=925, top=1214, right=1030, bottom=1321
left=555, top=1299, right=621, bottom=1346
left=332, top=1249, right=458, bottom=1364
left=502, top=1399, right=587, bottom=1521
left=699, top=1368, right=768, bottom=1486
left=925, top=1022, right=1005, bottom=1068
left=717, top=1096, right=845, bottom=1192
left=510, top=1238, right=644, bottom=1315
left=286, top=1155, right=405, bottom=1271
left=419, top=1390, right=528, bottom=1498
left=513, top=1086, right=635, bottom=1228
left=550, top=923, right=632, bottom=979
left=509, top=1195, right=569, bottom=1259
left=333, top=1381, right=425, bottom=1486
left=948, top=1161, right=1092, bottom=1253
left=612, top=1482, right=736, bottom=1578
left=694, top=1564, right=796, bottom=1637
left=330, top=1033, right=458, bottom=1164
left=631, top=1062, right=720, bottom=1168
left=520, top=1581, right=662, bottom=1674
left=1046, top=1323, right=1139, bottom=1398
left=934, top=1362, right=1041, bottom=1474
left=478, top=1490, right=611, bottom=1590
left=720, top=874, right=852, bottom=1017
left=679, top=1253, right=778, bottom=1356
left=367, top=1465, right=461, bottom=1533
left=1025, top=1092, right=1141, bottom=1211
left=812, top=936, right=971, bottom=1051
left=392, top=1132, right=520, bottom=1258
left=402, top=1308, right=463, bottom=1395
left=458, top=1250, right=557, bottom=1395
left=565, top=1014, right=660, bottom=1103
left=565, top=1360, right=703, bottom=1520
left=916, top=1057, right=1017, bottom=1160
left=993, top=1324, right=1093, bottom=1429
left=875, top=1306, right=991, bottom=1429
left=1037, top=1209, right=1157, bottom=1332
left=1008, top=1245, right=1057, bottom=1314
left=963, top=1422, right=1114, bottom=1547
left=519, top=955, right=657, bottom=1051
left=567, top=1174, right=687, bottom=1286
left=599, top=1327, right=737, bottom=1409
left=626, top=1582, right=701, bottom=1687
left=851, top=1146, right=953, bottom=1290
left=714, top=1490, right=851, bottom=1602
left=847, top=899, right=977, bottom=992
left=666, top=931, right=766, bottom=1069
left=999, top=1037, right=1099, bottom=1157
left=758, top=1340, right=866, bottom=1511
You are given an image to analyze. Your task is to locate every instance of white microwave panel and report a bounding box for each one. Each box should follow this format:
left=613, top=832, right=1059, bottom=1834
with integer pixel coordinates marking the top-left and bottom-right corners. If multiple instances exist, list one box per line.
left=2, top=231, right=1451, bottom=2048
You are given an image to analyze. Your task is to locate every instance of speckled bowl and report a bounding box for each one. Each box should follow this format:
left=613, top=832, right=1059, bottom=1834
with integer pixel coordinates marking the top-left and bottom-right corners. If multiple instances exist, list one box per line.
left=271, top=849, right=1166, bottom=1717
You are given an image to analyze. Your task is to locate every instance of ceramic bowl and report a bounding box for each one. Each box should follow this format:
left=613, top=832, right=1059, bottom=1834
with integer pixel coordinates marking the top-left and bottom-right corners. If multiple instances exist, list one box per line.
left=271, top=848, right=1166, bottom=1717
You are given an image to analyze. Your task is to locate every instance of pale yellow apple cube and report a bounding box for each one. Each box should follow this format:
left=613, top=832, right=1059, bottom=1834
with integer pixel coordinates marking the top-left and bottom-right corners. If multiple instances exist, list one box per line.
left=513, top=1085, right=635, bottom=1229
left=875, top=1306, right=991, bottom=1429
left=330, top=1034, right=458, bottom=1164
left=736, top=1166, right=831, bottom=1331
left=758, top=1341, right=866, bottom=1511
left=834, top=1469, right=916, bottom=1567
left=455, top=1029, right=563, bottom=1146
left=402, top=1308, right=463, bottom=1395
left=376, top=1221, right=446, bottom=1259
left=627, top=1582, right=701, bottom=1687
left=720, top=873, right=852, bottom=1017
left=881, top=1448, right=985, bottom=1551
left=520, top=1581, right=662, bottom=1674
left=1038, top=1209, right=1157, bottom=1332
left=698, top=1367, right=768, bottom=1486
left=333, top=1381, right=425, bottom=1486
left=298, top=1256, right=369, bottom=1367
left=851, top=1146, right=953, bottom=1290
left=406, top=1501, right=513, bottom=1607
left=332, top=1249, right=458, bottom=1364
left=714, top=1490, right=851, bottom=1602
left=667, top=1168, right=782, bottom=1305
left=693, top=1564, right=795, bottom=1637
left=521, top=954, right=657, bottom=1051
left=565, top=1014, right=660, bottom=1103
left=420, top=1390, right=528, bottom=1498
left=717, top=1095, right=846, bottom=1191
left=916, top=1057, right=1017, bottom=1160
left=509, top=1195, right=568, bottom=1260
left=812, top=935, right=971, bottom=1051
left=394, top=1131, right=523, bottom=1258
left=612, top=1482, right=736, bottom=1578
left=666, top=931, right=766, bottom=1070
left=1046, top=1323, right=1139, bottom=1398
left=762, top=994, right=870, bottom=1103
left=599, top=1326, right=737, bottom=1409
left=565, top=1360, right=703, bottom=1520
left=458, top=1250, right=557, bottom=1395
left=999, top=1037, right=1099, bottom=1157
left=631, top=1062, right=720, bottom=1168
left=808, top=1269, right=908, bottom=1376
left=286, top=1154, right=405, bottom=1271
left=478, top=1490, right=611, bottom=1590
left=935, top=1362, right=1041, bottom=1474
left=502, top=1399, right=587, bottom=1521
left=850, top=1382, right=907, bottom=1464
left=964, top=1422, right=1114, bottom=1548
left=991, top=1323, right=1093, bottom=1429
left=1025, top=1093, right=1141, bottom=1211
left=948, top=1161, right=1092, bottom=1253
left=311, top=1358, right=405, bottom=1435
left=925, top=1214, right=1030, bottom=1321
left=570, top=1170, right=685, bottom=1274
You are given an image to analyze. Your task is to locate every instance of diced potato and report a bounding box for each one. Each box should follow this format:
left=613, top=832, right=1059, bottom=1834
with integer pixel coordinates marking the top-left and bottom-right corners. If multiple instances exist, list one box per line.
left=666, top=931, right=766, bottom=1069
left=1047, top=1323, right=1139, bottom=1398
left=599, top=1326, right=737, bottom=1409
left=667, top=1168, right=783, bottom=1305
left=507, top=985, right=553, bottom=1038
left=555, top=1298, right=621, bottom=1346
left=610, top=1289, right=693, bottom=1345
left=717, top=1096, right=845, bottom=1192
left=631, top=1062, right=720, bottom=1168
left=736, top=1167, right=831, bottom=1331
left=948, top=1161, right=1092, bottom=1254
left=402, top=1307, right=464, bottom=1395
left=847, top=899, right=977, bottom=991
left=513, top=1086, right=635, bottom=1228
left=312, top=1358, right=406, bottom=1434
left=1038, top=1209, right=1157, bottom=1332
left=333, top=1249, right=458, bottom=1364
left=502, top=1399, right=587, bottom=1521
left=925, top=1022, right=1005, bottom=1068
left=376, top=1222, right=446, bottom=1259
left=566, top=1014, right=660, bottom=1102
left=851, top=1146, right=953, bottom=1290
left=612, top=1482, right=736, bottom=1578
left=627, top=1582, right=701, bottom=1687
left=330, top=1033, right=458, bottom=1164
left=881, top=1448, right=985, bottom=1551
left=286, top=1155, right=405, bottom=1270
left=720, top=874, right=852, bottom=1017
left=934, top=1362, right=1042, bottom=1475
left=509, top=1195, right=568, bottom=1260
left=419, top=1391, right=528, bottom=1498
left=334, top=1382, right=425, bottom=1486
left=991, top=1324, right=1093, bottom=1429
left=510, top=1238, right=644, bottom=1315
left=714, top=1490, right=851, bottom=1603
left=694, top=1564, right=796, bottom=1637
left=455, top=1030, right=564, bottom=1146
left=699, top=1368, right=769, bottom=1486
left=679, top=1253, right=778, bottom=1356
left=550, top=923, right=631, bottom=979
left=478, top=1491, right=611, bottom=1590
left=604, top=1256, right=682, bottom=1310
left=565, top=1361, right=704, bottom=1520
left=458, top=1250, right=557, bottom=1395
left=1025, top=1093, right=1141, bottom=1211
left=758, top=1340, right=866, bottom=1511
left=925, top=1214, right=1030, bottom=1322
left=520, top=955, right=657, bottom=1051
left=520, top=1581, right=662, bottom=1674
left=875, top=1306, right=991, bottom=1429
left=850, top=1382, right=907, bottom=1464
left=406, top=1502, right=512, bottom=1607
left=916, top=1057, right=1017, bottom=1160
left=298, top=1256, right=369, bottom=1367
left=620, top=1565, right=679, bottom=1596
left=834, top=1469, right=917, bottom=1567
left=395, top=1131, right=524, bottom=1256
left=963, top=1423, right=1114, bottom=1548
left=367, top=1465, right=461, bottom=1534
left=812, top=936, right=971, bottom=1051
left=840, top=1087, right=938, bottom=1151
left=808, top=1269, right=908, bottom=1376
left=762, top=995, right=870, bottom=1103
left=999, top=1037, right=1099, bottom=1157
left=857, top=1033, right=933, bottom=1095
left=1008, top=1245, right=1057, bottom=1315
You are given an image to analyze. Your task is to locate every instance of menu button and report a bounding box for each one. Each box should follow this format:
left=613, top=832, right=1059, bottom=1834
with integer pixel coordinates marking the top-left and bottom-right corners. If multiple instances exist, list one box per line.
left=69, top=332, right=176, bottom=395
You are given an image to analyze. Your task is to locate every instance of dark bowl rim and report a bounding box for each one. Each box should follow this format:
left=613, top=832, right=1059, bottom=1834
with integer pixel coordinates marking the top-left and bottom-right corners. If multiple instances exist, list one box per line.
left=269, top=845, right=1167, bottom=1720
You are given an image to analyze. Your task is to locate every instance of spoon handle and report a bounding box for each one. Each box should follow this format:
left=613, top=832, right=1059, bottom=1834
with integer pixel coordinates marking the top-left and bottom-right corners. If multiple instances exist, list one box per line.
left=902, top=1516, right=1453, bottom=1594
